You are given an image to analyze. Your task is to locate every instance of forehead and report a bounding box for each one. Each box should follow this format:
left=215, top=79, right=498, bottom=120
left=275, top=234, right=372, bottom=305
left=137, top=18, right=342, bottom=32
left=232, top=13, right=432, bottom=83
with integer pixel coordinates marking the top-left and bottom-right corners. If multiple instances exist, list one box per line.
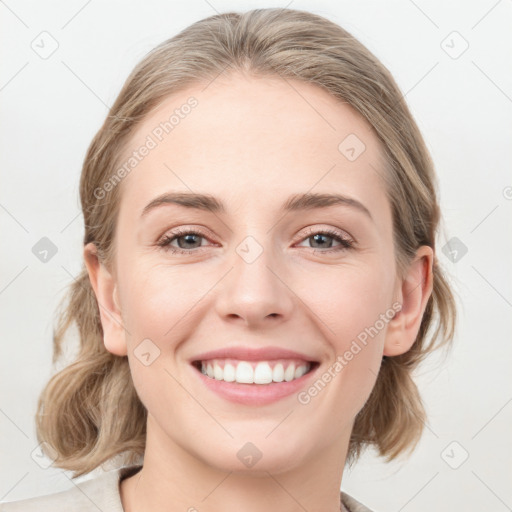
left=117, top=72, right=388, bottom=219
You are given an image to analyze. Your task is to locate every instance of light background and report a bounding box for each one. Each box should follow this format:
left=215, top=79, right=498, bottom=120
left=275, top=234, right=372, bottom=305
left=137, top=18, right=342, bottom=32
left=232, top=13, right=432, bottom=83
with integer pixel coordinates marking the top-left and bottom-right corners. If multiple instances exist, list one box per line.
left=1, top=0, right=511, bottom=511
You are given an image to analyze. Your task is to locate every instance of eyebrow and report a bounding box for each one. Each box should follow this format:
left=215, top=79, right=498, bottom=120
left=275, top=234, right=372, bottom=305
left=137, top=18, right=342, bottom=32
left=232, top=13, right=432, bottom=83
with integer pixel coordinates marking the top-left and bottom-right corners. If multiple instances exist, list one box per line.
left=140, top=191, right=373, bottom=221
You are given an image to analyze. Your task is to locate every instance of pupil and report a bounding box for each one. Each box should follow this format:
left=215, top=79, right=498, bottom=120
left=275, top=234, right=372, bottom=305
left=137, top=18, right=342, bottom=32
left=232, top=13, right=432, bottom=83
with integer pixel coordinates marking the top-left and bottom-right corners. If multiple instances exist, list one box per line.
left=179, top=234, right=200, bottom=248
left=312, top=234, right=330, bottom=248
left=176, top=234, right=334, bottom=250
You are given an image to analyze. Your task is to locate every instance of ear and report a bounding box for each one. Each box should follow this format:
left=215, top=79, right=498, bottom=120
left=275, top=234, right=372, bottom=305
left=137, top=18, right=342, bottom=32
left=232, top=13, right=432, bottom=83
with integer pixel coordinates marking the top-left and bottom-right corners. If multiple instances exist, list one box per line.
left=83, top=242, right=127, bottom=356
left=383, top=245, right=434, bottom=357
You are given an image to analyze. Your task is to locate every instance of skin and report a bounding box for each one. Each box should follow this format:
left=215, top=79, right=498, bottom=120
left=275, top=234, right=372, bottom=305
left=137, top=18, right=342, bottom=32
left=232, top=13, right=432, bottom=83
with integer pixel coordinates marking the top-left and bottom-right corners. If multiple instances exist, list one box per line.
left=84, top=71, right=433, bottom=512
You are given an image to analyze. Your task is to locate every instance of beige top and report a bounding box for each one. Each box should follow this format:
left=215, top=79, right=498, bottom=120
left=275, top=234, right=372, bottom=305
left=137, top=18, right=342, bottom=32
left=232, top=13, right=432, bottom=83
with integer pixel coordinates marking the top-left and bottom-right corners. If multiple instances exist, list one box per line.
left=0, top=464, right=373, bottom=512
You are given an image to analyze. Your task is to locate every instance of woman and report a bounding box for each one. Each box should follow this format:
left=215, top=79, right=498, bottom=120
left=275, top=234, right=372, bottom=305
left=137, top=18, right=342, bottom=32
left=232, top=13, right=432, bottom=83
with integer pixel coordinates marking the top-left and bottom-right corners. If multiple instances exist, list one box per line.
left=1, top=7, right=456, bottom=512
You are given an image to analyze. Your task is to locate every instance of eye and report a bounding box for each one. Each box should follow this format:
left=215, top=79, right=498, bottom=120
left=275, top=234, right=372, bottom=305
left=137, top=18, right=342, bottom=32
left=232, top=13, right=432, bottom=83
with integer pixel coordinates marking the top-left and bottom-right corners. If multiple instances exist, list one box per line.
left=156, top=226, right=354, bottom=255
left=295, top=227, right=354, bottom=253
left=156, top=228, right=212, bottom=254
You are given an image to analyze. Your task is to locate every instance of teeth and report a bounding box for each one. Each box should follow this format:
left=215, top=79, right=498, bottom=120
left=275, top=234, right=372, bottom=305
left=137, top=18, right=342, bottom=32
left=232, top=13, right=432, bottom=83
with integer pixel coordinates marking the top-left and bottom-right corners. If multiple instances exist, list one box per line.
left=254, top=362, right=273, bottom=384
left=284, top=364, right=295, bottom=382
left=236, top=361, right=254, bottom=384
left=223, top=363, right=236, bottom=382
left=199, top=359, right=311, bottom=384
left=295, top=365, right=308, bottom=379
left=213, top=363, right=223, bottom=380
left=273, top=363, right=284, bottom=382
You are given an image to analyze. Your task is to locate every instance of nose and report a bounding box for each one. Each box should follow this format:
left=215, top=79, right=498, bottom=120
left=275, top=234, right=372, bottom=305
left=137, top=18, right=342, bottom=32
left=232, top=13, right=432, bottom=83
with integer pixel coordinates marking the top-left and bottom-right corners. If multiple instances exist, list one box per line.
left=214, top=240, right=295, bottom=328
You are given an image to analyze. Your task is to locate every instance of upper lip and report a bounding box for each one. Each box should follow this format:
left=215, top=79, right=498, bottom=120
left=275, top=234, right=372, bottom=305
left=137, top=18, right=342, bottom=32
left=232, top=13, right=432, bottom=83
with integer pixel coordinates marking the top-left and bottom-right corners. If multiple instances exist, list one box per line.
left=191, top=346, right=319, bottom=363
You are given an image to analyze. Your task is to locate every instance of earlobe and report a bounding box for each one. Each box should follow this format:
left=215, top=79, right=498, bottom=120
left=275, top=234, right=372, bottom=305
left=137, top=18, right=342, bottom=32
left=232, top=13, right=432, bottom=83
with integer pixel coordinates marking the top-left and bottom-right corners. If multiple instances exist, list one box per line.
left=383, top=246, right=434, bottom=357
left=83, top=242, right=127, bottom=357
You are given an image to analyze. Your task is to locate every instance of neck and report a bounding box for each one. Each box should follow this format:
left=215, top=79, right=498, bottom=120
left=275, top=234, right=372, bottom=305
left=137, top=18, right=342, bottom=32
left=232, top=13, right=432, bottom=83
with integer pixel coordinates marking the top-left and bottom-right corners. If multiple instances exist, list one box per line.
left=120, top=416, right=351, bottom=512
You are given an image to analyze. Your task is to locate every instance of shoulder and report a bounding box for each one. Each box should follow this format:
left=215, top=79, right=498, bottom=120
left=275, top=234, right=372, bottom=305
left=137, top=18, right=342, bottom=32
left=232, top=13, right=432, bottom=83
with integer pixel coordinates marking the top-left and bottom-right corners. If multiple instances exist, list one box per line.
left=1, top=466, right=369, bottom=512
left=0, top=465, right=142, bottom=512
left=341, top=490, right=375, bottom=512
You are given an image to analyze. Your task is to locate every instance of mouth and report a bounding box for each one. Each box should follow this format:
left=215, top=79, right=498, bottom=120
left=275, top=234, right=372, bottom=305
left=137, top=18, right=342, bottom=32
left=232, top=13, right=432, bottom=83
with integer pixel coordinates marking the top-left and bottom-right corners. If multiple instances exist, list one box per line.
left=192, top=359, right=319, bottom=385
left=191, top=358, right=320, bottom=385
left=188, top=346, right=322, bottom=405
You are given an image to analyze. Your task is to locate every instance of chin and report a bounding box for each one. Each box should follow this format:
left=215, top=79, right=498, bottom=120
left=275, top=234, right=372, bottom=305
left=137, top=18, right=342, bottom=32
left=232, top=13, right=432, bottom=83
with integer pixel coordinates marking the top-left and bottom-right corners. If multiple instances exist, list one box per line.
left=198, top=435, right=312, bottom=475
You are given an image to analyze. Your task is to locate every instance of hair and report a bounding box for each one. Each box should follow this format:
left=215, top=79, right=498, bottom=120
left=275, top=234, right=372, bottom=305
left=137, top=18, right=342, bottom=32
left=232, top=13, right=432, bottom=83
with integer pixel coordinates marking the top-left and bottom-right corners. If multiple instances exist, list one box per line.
left=36, top=7, right=457, bottom=478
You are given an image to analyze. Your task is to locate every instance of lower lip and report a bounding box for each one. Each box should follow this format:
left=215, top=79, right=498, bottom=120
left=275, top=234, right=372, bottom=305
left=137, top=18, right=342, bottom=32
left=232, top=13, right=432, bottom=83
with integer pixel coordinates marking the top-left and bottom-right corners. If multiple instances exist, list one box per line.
left=191, top=363, right=319, bottom=406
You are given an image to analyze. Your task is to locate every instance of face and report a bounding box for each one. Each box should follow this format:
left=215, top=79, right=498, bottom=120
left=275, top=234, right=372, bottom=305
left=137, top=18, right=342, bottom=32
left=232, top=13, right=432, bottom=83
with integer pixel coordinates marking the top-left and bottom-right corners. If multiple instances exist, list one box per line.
left=87, top=72, right=431, bottom=474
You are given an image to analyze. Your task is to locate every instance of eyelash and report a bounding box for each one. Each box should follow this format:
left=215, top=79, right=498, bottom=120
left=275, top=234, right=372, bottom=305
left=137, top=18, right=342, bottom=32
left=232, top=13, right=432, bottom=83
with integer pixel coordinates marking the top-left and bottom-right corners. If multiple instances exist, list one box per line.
left=156, top=227, right=354, bottom=255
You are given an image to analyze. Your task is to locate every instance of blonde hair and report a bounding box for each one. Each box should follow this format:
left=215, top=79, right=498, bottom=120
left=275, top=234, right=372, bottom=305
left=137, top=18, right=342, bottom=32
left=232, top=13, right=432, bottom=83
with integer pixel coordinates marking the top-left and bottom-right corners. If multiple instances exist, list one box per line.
left=36, top=7, right=457, bottom=478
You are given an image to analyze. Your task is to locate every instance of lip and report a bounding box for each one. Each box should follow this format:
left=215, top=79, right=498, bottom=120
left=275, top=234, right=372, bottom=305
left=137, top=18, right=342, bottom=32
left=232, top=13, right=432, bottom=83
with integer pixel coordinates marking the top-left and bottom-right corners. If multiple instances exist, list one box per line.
left=192, top=366, right=319, bottom=405
left=189, top=345, right=321, bottom=406
left=190, top=345, right=319, bottom=363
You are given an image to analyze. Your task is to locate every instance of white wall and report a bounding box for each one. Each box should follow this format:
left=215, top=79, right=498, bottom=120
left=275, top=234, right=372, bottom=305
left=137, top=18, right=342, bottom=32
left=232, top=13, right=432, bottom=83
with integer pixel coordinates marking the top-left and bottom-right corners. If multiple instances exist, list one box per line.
left=1, top=0, right=511, bottom=510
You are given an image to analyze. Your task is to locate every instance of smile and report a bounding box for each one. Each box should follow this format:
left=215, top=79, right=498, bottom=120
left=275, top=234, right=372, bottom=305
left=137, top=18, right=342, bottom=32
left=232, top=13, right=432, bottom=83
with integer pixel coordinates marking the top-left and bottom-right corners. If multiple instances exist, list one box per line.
left=193, top=358, right=316, bottom=384
left=189, top=345, right=321, bottom=405
left=191, top=358, right=320, bottom=405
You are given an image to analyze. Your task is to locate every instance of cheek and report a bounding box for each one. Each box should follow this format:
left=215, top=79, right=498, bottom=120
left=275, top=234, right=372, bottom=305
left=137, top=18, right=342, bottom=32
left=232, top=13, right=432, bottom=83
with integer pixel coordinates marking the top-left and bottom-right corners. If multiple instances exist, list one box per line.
left=301, top=260, right=395, bottom=405
left=119, top=263, right=207, bottom=407
left=305, top=262, right=395, bottom=342
left=119, top=259, right=209, bottom=336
